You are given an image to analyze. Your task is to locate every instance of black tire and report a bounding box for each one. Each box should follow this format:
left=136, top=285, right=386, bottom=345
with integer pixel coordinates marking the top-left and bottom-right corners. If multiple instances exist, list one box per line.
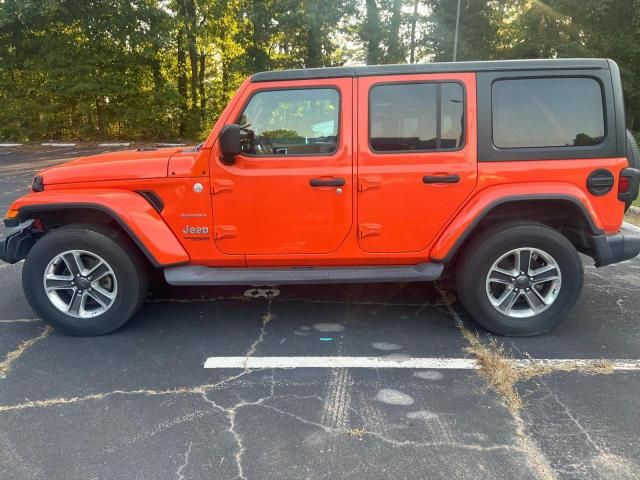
left=456, top=222, right=583, bottom=336
left=22, top=224, right=148, bottom=336
left=626, top=129, right=639, bottom=170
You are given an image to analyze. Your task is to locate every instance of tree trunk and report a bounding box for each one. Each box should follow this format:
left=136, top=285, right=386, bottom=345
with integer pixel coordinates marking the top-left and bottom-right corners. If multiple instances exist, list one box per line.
left=199, top=51, right=206, bottom=120
left=409, top=0, right=420, bottom=63
left=184, top=0, right=199, bottom=112
left=95, top=98, right=105, bottom=138
left=177, top=29, right=188, bottom=137
left=364, top=0, right=383, bottom=65
left=249, top=0, right=270, bottom=71
left=305, top=3, right=323, bottom=68
left=387, top=0, right=403, bottom=63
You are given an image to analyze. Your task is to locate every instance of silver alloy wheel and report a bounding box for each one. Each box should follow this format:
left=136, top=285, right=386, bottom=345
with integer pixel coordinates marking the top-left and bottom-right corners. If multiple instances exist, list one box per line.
left=43, top=250, right=118, bottom=318
left=485, top=247, right=562, bottom=318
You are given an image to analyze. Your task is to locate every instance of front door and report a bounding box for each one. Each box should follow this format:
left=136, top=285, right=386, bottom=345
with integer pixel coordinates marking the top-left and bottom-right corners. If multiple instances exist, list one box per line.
left=356, top=72, right=477, bottom=253
left=211, top=79, right=353, bottom=256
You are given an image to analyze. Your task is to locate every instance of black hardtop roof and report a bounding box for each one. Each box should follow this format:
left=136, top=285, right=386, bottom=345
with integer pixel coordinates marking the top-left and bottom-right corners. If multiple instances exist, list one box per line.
left=251, top=58, right=611, bottom=83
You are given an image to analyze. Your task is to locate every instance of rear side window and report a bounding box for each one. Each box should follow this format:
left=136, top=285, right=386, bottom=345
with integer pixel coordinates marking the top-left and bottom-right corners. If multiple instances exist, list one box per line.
left=237, top=88, right=339, bottom=156
left=492, top=78, right=605, bottom=149
left=369, top=82, right=464, bottom=152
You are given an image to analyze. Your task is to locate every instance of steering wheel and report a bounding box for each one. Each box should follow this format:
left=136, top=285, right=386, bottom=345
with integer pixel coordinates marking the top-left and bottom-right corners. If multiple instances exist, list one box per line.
left=239, top=124, right=268, bottom=154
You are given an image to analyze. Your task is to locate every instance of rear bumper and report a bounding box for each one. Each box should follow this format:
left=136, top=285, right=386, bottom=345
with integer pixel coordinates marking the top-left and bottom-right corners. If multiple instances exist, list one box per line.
left=0, top=220, right=35, bottom=264
left=592, top=224, right=640, bottom=267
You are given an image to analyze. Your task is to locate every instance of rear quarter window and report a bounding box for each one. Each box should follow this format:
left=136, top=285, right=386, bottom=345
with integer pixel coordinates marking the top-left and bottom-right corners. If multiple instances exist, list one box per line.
left=492, top=77, right=605, bottom=149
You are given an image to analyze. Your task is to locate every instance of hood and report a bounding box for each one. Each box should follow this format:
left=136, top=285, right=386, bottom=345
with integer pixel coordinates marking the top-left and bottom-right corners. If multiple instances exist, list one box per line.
left=37, top=147, right=184, bottom=185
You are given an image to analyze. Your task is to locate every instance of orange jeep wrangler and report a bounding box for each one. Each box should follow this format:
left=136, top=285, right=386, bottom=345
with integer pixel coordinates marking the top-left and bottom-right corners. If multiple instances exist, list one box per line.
left=2, top=59, right=639, bottom=337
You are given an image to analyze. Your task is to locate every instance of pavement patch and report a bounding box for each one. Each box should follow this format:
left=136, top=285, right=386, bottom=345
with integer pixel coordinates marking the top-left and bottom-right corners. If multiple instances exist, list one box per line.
left=414, top=370, right=444, bottom=380
left=313, top=322, right=345, bottom=333
left=374, top=388, right=415, bottom=406
left=371, top=341, right=403, bottom=351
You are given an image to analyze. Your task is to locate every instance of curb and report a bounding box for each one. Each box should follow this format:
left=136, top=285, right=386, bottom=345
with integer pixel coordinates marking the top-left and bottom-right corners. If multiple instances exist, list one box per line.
left=623, top=221, right=640, bottom=233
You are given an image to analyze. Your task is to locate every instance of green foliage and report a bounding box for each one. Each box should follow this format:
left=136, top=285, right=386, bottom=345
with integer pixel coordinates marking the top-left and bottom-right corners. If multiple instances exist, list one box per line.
left=1, top=0, right=639, bottom=140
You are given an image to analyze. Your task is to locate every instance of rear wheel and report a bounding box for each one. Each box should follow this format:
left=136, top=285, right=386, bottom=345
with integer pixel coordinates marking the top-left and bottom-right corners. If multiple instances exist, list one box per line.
left=23, top=225, right=148, bottom=336
left=456, top=222, right=583, bottom=336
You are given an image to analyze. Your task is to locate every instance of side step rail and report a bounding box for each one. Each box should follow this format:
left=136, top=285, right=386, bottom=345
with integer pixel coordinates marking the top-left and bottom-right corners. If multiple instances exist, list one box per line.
left=164, top=263, right=444, bottom=286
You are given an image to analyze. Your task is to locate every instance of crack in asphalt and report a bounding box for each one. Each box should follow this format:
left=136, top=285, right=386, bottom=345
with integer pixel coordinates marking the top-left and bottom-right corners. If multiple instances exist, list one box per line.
left=145, top=295, right=453, bottom=308
left=199, top=370, right=278, bottom=480
left=0, top=296, right=276, bottom=412
left=0, top=318, right=41, bottom=324
left=251, top=400, right=526, bottom=453
left=194, top=367, right=528, bottom=480
left=0, top=326, right=52, bottom=378
left=435, top=284, right=557, bottom=480
left=243, top=298, right=274, bottom=368
left=175, top=441, right=196, bottom=480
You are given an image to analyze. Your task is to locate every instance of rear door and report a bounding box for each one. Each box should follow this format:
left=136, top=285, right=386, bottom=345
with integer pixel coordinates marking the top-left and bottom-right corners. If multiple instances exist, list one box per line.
left=356, top=73, right=477, bottom=253
left=210, top=78, right=353, bottom=255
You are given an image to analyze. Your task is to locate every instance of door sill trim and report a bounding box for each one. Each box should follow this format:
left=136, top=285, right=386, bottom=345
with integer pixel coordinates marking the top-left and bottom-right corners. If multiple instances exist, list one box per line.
left=164, top=263, right=444, bottom=286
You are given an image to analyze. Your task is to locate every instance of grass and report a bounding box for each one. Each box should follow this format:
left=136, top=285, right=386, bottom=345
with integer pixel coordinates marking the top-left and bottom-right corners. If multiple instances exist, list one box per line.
left=626, top=207, right=640, bottom=226
left=460, top=327, right=613, bottom=414
left=347, top=427, right=367, bottom=439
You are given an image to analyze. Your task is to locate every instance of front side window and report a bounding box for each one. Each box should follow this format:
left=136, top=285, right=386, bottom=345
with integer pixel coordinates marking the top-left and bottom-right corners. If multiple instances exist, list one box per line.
left=237, top=88, right=339, bottom=156
left=369, top=82, right=464, bottom=152
left=492, top=77, right=605, bottom=149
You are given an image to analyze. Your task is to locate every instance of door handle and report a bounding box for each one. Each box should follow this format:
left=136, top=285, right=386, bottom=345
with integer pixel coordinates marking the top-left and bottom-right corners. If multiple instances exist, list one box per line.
left=310, top=178, right=346, bottom=187
left=423, top=175, right=460, bottom=184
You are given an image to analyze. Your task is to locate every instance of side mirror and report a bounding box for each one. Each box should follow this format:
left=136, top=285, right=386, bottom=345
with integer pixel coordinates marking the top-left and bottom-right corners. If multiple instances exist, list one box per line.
left=219, top=124, right=242, bottom=165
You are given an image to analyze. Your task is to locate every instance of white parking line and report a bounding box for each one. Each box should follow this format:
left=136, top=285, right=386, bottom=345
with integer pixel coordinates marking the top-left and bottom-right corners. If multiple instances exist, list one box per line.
left=203, top=356, right=640, bottom=370
left=0, top=143, right=22, bottom=147
left=41, top=143, right=77, bottom=147
left=98, top=142, right=131, bottom=147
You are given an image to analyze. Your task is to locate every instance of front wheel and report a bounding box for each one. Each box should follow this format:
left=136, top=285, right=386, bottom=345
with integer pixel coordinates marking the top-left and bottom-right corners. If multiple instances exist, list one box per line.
left=22, top=225, right=148, bottom=336
left=456, top=222, right=583, bottom=336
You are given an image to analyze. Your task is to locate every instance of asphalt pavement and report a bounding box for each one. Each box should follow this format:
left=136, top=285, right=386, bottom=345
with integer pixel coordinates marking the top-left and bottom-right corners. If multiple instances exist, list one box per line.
left=0, top=146, right=639, bottom=480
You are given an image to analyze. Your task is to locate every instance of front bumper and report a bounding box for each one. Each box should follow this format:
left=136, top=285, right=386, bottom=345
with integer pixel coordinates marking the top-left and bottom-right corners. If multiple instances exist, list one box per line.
left=592, top=224, right=640, bottom=267
left=0, top=220, right=35, bottom=264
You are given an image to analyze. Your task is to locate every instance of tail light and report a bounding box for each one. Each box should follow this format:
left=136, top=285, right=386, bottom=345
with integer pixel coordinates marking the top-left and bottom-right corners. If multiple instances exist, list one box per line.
left=618, top=175, right=630, bottom=194
left=618, top=168, right=640, bottom=211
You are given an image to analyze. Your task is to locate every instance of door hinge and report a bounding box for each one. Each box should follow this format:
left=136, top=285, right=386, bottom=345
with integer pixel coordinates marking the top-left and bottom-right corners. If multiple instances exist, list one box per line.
left=212, top=179, right=234, bottom=194
left=214, top=225, right=237, bottom=239
left=358, top=223, right=382, bottom=238
left=358, top=176, right=381, bottom=192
